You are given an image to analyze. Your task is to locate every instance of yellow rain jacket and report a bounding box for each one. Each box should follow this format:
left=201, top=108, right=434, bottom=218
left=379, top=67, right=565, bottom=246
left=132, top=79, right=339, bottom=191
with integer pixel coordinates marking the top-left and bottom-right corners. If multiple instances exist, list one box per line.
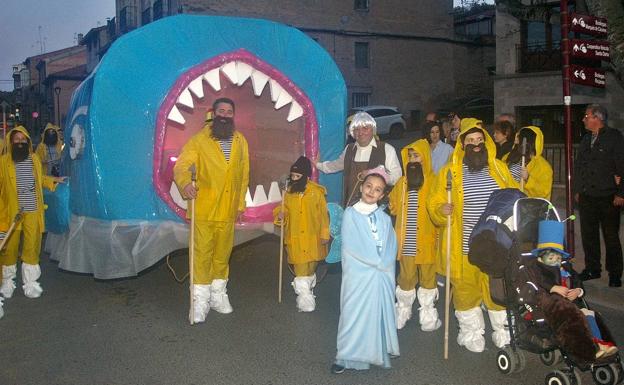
left=389, top=139, right=436, bottom=264
left=173, top=126, right=249, bottom=222
left=35, top=123, right=64, bottom=173
left=273, top=180, right=330, bottom=264
left=427, top=121, right=517, bottom=280
left=503, top=126, right=553, bottom=200
left=0, top=126, right=58, bottom=232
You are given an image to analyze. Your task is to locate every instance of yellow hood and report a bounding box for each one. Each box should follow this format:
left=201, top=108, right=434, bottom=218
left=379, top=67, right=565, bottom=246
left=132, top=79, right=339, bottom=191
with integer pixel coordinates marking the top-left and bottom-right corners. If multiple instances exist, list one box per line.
left=451, top=118, right=496, bottom=166
left=517, top=125, right=544, bottom=157
left=400, top=139, right=433, bottom=176
left=40, top=123, right=62, bottom=140
left=4, top=126, right=34, bottom=155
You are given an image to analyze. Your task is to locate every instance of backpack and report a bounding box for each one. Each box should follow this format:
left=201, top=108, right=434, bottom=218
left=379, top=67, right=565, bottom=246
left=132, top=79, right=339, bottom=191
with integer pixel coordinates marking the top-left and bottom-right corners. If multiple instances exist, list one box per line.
left=468, top=188, right=526, bottom=278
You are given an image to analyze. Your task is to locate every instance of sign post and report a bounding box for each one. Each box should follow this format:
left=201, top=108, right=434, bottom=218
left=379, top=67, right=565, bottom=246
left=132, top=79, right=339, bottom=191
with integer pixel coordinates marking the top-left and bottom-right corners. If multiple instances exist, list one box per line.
left=561, top=7, right=610, bottom=255
left=0, top=101, right=9, bottom=139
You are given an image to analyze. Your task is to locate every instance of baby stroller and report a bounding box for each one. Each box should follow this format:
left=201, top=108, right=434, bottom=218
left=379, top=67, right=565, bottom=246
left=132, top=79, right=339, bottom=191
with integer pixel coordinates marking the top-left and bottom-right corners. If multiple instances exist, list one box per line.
left=467, top=189, right=623, bottom=385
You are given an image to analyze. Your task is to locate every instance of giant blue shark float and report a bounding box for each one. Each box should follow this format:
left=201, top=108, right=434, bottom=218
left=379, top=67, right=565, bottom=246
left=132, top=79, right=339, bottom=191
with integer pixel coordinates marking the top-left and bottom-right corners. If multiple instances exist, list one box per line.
left=45, top=14, right=346, bottom=279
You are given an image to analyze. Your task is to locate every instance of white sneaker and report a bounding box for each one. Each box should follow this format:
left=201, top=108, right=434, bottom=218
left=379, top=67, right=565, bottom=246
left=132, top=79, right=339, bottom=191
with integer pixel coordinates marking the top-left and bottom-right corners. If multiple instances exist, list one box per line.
left=21, top=263, right=43, bottom=299
left=395, top=287, right=416, bottom=329
left=0, top=265, right=17, bottom=298
left=456, top=307, right=486, bottom=353
left=192, top=284, right=211, bottom=324
left=210, top=279, right=233, bottom=314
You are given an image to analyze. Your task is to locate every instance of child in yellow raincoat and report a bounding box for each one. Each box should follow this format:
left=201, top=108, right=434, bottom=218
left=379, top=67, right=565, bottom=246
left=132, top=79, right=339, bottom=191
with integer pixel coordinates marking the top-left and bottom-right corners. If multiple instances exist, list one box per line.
left=389, top=139, right=440, bottom=331
left=35, top=123, right=64, bottom=176
left=504, top=125, right=553, bottom=199
left=274, top=156, right=330, bottom=312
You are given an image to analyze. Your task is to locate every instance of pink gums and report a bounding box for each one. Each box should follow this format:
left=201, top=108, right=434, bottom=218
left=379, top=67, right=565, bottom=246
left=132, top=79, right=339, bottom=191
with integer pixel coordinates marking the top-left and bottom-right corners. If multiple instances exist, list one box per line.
left=154, top=49, right=319, bottom=221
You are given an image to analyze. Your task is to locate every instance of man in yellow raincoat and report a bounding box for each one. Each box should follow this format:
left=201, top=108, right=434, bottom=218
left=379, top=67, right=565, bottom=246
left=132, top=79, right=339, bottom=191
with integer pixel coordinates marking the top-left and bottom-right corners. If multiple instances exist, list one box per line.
left=389, top=139, right=440, bottom=331
left=174, top=98, right=249, bottom=323
left=0, top=126, right=65, bottom=300
left=0, top=199, right=8, bottom=318
left=35, top=123, right=64, bottom=176
left=273, top=156, right=330, bottom=312
left=428, top=118, right=517, bottom=352
left=503, top=126, right=553, bottom=199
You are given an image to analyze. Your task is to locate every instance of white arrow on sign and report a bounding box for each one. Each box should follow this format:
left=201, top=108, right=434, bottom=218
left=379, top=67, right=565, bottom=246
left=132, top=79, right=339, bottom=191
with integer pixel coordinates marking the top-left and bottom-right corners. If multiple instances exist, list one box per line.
left=573, top=44, right=579, bottom=52
left=572, top=17, right=578, bottom=25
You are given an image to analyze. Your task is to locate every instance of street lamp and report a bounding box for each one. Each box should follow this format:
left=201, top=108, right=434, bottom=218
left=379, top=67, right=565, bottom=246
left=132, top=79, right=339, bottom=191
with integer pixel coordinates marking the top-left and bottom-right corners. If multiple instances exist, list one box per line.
left=54, top=86, right=61, bottom=126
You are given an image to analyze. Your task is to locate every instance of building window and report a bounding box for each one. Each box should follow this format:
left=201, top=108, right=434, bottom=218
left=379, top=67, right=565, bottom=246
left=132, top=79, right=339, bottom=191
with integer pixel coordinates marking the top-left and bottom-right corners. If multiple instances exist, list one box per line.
left=153, top=0, right=163, bottom=20
left=354, top=42, right=369, bottom=69
left=120, top=6, right=137, bottom=32
left=354, top=0, right=369, bottom=11
left=352, top=92, right=370, bottom=108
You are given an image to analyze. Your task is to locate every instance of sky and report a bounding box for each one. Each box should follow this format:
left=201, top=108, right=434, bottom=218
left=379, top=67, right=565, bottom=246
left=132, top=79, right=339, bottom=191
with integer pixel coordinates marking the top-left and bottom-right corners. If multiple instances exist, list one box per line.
left=0, top=0, right=116, bottom=91
left=0, top=0, right=493, bottom=92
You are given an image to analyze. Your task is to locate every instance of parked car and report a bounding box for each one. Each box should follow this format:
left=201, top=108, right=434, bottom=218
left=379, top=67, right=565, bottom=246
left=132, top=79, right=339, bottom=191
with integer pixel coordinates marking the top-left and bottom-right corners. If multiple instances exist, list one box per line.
left=349, top=105, right=407, bottom=139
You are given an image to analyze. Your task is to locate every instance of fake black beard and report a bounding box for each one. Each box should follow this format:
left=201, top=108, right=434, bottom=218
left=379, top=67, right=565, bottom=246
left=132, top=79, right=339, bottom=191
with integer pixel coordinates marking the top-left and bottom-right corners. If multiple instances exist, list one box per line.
left=43, top=132, right=58, bottom=146
left=463, top=143, right=488, bottom=171
left=289, top=178, right=307, bottom=193
left=12, top=143, right=29, bottom=162
left=406, top=162, right=424, bottom=191
left=211, top=117, right=234, bottom=140
left=506, top=143, right=534, bottom=165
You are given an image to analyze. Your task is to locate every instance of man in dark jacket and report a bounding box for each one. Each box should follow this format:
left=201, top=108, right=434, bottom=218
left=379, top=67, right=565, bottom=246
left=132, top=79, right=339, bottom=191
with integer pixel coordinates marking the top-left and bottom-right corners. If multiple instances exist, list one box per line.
left=574, top=104, right=624, bottom=287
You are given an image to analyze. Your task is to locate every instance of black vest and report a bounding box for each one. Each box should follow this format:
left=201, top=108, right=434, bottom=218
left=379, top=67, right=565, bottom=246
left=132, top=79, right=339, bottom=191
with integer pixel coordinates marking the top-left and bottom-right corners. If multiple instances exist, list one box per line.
left=343, top=141, right=387, bottom=206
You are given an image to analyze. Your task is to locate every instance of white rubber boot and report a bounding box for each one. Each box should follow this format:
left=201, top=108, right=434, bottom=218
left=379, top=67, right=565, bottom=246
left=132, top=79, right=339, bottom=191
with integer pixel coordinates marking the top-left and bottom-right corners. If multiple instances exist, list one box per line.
left=21, top=263, right=43, bottom=298
left=455, top=307, right=486, bottom=353
left=0, top=265, right=17, bottom=298
left=488, top=309, right=511, bottom=348
left=417, top=287, right=442, bottom=332
left=192, top=284, right=211, bottom=324
left=292, top=274, right=317, bottom=312
left=210, top=279, right=233, bottom=314
left=395, top=287, right=416, bottom=329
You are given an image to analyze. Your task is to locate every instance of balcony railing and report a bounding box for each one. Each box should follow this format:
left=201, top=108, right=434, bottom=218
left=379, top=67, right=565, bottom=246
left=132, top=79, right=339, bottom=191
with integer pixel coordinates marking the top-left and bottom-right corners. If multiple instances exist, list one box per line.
left=517, top=42, right=561, bottom=73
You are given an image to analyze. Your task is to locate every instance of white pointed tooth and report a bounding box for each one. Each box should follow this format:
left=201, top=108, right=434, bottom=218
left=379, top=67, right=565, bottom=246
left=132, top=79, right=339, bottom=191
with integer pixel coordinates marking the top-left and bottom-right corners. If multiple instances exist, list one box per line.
left=170, top=182, right=188, bottom=210
left=221, top=61, right=238, bottom=84
left=167, top=105, right=185, bottom=125
left=274, top=90, right=293, bottom=110
left=267, top=181, right=282, bottom=203
left=177, top=88, right=194, bottom=109
left=252, top=185, right=269, bottom=206
left=251, top=70, right=269, bottom=96
left=188, top=76, right=204, bottom=99
left=269, top=79, right=283, bottom=103
left=245, top=187, right=253, bottom=208
left=287, top=101, right=304, bottom=122
left=236, top=61, right=253, bottom=86
left=203, top=68, right=221, bottom=91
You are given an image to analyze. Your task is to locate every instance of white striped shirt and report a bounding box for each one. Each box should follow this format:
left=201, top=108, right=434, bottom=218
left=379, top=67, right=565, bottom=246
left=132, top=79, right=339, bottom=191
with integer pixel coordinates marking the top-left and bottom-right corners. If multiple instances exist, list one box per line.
left=509, top=162, right=522, bottom=183
left=462, top=164, right=498, bottom=254
left=402, top=190, right=419, bottom=257
left=218, top=137, right=233, bottom=162
left=15, top=157, right=38, bottom=212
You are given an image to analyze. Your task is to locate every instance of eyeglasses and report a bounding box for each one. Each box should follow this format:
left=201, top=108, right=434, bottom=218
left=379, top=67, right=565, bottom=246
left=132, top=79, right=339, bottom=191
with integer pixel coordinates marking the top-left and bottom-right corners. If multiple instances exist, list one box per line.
left=583, top=114, right=594, bottom=119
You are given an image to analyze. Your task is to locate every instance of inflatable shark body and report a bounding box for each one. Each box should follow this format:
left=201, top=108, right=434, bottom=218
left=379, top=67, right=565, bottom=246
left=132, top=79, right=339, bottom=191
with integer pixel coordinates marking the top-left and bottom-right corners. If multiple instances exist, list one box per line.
left=46, top=15, right=346, bottom=279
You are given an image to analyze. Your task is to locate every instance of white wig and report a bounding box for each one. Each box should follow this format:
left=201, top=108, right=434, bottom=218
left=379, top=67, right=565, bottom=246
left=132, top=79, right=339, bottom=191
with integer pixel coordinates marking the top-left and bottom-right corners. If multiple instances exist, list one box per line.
left=348, top=111, right=377, bottom=138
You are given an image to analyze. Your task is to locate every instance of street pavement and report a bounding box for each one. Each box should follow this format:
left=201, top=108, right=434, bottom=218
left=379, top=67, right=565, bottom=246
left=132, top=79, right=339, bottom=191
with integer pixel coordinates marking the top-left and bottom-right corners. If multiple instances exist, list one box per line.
left=1, top=131, right=622, bottom=385
left=1, top=233, right=622, bottom=385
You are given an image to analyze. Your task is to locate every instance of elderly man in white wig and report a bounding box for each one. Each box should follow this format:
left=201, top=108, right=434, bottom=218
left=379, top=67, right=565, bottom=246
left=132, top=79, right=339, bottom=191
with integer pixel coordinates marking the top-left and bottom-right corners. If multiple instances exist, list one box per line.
left=316, top=111, right=402, bottom=206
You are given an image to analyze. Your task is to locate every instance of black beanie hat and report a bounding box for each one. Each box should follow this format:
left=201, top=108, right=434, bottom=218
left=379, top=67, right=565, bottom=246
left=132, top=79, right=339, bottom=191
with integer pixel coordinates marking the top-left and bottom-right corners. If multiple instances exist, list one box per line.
left=290, top=156, right=312, bottom=178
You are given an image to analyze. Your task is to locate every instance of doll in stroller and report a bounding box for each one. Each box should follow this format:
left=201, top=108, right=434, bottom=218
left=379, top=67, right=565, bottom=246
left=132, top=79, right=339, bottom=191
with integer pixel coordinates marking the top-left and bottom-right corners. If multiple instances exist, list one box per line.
left=468, top=191, right=623, bottom=385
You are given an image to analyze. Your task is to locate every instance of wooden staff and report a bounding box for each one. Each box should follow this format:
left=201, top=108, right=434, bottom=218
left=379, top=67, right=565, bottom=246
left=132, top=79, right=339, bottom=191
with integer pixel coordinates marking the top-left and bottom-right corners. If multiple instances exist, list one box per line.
left=0, top=209, right=24, bottom=252
left=444, top=170, right=452, bottom=360
left=520, top=137, right=527, bottom=193
left=278, top=178, right=289, bottom=303
left=188, top=165, right=197, bottom=325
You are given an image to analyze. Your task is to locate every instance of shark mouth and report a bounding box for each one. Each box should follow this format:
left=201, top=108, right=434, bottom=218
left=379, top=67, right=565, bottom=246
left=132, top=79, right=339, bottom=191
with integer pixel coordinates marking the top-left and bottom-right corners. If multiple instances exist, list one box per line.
left=154, top=49, right=319, bottom=223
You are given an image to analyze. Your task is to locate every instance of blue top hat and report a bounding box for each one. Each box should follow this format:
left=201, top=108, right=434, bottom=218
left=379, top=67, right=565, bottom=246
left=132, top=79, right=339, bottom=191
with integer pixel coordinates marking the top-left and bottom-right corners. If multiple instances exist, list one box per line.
left=531, top=220, right=570, bottom=258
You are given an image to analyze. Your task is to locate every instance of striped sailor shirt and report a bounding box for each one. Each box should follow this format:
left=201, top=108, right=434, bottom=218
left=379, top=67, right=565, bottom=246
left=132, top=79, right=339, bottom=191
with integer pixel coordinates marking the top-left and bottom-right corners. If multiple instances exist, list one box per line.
left=15, top=157, right=38, bottom=212
left=462, top=164, right=498, bottom=254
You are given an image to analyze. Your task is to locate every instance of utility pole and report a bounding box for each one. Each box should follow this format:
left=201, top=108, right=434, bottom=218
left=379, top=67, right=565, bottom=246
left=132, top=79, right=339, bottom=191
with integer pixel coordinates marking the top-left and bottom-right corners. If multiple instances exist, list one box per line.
left=0, top=100, right=8, bottom=138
